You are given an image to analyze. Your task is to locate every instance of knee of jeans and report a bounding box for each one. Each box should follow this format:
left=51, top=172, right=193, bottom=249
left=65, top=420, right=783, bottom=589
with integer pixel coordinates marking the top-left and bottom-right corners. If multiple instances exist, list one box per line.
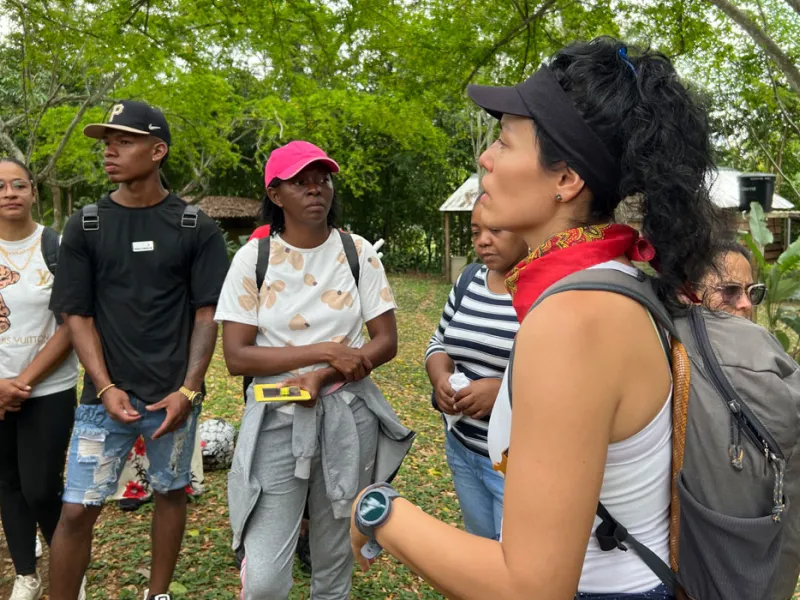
left=244, top=563, right=292, bottom=600
left=71, top=423, right=121, bottom=505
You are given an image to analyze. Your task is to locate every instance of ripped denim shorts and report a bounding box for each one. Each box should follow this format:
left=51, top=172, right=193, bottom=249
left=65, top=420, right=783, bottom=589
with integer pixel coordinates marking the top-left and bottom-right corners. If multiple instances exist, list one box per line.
left=63, top=396, right=201, bottom=505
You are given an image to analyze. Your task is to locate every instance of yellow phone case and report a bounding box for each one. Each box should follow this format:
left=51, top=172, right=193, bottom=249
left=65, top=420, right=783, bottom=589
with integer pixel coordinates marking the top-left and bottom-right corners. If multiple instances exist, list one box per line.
left=253, top=384, right=312, bottom=402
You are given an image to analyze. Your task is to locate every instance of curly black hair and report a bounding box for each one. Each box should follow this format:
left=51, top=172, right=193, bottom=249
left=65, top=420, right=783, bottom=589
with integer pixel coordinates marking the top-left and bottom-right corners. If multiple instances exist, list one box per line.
left=0, top=157, right=34, bottom=182
left=261, top=176, right=340, bottom=235
left=536, top=36, right=727, bottom=306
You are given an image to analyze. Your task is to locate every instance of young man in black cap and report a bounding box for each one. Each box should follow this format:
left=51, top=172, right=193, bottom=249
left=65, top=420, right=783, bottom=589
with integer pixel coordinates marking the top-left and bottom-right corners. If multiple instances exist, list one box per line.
left=48, top=100, right=229, bottom=600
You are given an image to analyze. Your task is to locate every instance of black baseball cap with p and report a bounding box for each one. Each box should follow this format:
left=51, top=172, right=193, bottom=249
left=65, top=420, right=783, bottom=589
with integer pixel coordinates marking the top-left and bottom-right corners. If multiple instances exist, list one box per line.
left=84, top=100, right=171, bottom=147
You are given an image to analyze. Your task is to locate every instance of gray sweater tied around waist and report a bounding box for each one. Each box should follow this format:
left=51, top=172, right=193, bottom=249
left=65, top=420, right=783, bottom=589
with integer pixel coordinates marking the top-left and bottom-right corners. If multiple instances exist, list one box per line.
left=227, top=375, right=415, bottom=550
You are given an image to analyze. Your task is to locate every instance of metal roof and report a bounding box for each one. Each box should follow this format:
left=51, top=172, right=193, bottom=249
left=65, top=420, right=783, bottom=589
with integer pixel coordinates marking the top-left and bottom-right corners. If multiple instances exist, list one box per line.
left=439, top=168, right=795, bottom=213
left=439, top=174, right=480, bottom=212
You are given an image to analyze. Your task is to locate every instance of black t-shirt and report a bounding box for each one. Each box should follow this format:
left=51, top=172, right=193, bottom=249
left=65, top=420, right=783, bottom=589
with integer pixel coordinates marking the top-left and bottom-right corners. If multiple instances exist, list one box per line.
left=50, top=193, right=229, bottom=405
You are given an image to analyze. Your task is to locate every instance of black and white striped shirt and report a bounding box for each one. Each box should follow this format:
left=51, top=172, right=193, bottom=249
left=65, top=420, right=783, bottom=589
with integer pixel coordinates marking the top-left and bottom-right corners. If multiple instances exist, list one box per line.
left=425, top=265, right=520, bottom=457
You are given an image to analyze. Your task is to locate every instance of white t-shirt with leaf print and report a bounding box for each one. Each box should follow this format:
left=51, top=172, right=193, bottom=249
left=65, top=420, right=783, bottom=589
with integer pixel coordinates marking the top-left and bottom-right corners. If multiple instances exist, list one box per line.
left=214, top=230, right=397, bottom=388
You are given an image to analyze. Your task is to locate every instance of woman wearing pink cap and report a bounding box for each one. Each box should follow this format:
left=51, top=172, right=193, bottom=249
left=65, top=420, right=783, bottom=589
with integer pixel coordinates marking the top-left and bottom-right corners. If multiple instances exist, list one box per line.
left=215, top=141, right=413, bottom=600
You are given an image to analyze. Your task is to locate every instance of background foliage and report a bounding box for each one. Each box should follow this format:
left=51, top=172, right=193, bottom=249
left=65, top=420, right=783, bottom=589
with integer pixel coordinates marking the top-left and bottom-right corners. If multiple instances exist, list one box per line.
left=0, top=0, right=798, bottom=271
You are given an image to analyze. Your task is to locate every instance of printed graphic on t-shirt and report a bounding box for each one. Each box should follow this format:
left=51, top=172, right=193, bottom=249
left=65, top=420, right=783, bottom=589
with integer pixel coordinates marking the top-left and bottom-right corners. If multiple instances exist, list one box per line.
left=0, top=265, right=21, bottom=333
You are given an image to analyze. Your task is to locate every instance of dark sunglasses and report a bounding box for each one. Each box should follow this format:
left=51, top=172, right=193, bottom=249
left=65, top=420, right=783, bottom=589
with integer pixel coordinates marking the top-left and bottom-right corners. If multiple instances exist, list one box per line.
left=714, top=283, right=767, bottom=306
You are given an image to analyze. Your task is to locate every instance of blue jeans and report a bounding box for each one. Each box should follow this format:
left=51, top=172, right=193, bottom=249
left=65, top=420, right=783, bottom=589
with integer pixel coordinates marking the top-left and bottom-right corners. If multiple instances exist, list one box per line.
left=445, top=429, right=505, bottom=540
left=63, top=396, right=200, bottom=505
left=575, top=584, right=673, bottom=599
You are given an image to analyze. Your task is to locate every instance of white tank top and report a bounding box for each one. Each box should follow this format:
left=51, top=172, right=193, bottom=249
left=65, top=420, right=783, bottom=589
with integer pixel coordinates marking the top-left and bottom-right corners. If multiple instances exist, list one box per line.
left=487, top=262, right=672, bottom=593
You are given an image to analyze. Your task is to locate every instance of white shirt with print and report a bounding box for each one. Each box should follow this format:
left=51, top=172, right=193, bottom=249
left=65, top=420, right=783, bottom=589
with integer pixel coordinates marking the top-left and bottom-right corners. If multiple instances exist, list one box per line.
left=214, top=230, right=397, bottom=406
left=0, top=224, right=79, bottom=397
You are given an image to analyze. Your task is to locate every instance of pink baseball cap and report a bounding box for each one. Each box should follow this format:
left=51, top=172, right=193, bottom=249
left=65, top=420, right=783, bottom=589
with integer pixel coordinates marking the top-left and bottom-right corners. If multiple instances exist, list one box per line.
left=264, top=141, right=340, bottom=188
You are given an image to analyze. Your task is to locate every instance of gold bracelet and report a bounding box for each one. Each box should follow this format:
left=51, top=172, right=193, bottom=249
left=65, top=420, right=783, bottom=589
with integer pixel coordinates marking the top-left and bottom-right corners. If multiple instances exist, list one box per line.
left=96, top=383, right=116, bottom=399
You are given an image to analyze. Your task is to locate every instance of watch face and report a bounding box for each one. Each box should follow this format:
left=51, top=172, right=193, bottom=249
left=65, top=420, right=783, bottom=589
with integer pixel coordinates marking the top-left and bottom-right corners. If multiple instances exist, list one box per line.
left=359, top=490, right=388, bottom=523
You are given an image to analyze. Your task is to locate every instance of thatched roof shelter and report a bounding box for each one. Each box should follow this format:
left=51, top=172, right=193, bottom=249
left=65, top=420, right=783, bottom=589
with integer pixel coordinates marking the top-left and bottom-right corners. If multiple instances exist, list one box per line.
left=184, top=196, right=261, bottom=219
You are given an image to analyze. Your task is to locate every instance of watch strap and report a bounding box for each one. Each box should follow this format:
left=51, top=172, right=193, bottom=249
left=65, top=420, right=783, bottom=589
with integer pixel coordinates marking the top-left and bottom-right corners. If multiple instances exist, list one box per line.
left=179, top=386, right=201, bottom=405
left=355, top=482, right=400, bottom=540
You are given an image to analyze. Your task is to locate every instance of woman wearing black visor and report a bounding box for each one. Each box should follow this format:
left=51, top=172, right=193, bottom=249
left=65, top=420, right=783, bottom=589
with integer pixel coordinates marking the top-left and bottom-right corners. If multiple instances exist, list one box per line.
left=348, top=37, right=725, bottom=600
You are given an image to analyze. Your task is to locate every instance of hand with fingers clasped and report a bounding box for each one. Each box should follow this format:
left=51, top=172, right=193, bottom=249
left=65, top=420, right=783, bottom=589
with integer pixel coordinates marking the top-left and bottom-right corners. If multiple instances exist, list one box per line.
left=0, top=378, right=31, bottom=416
left=279, top=369, right=329, bottom=409
left=146, top=391, right=192, bottom=440
left=324, top=343, right=373, bottom=382
left=452, top=378, right=502, bottom=420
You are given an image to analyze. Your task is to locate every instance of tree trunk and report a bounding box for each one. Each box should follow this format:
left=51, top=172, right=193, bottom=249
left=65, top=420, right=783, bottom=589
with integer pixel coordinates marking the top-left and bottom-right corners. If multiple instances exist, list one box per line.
left=66, top=187, right=73, bottom=218
left=707, top=0, right=800, bottom=96
left=51, top=184, right=62, bottom=231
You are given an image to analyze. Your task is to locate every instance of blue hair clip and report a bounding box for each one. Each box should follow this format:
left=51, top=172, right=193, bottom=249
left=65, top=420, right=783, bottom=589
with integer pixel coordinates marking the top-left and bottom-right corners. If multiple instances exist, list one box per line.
left=618, top=47, right=637, bottom=77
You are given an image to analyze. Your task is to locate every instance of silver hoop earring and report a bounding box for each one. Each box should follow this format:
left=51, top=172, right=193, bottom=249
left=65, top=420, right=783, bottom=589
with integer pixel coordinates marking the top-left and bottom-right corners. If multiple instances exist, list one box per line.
left=555, top=194, right=563, bottom=202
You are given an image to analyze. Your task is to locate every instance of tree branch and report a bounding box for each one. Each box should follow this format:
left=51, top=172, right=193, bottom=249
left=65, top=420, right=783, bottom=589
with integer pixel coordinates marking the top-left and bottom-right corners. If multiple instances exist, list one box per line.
left=462, top=0, right=559, bottom=87
left=747, top=123, right=800, bottom=200
left=36, top=72, right=122, bottom=182
left=0, top=116, right=26, bottom=163
left=707, top=0, right=800, bottom=95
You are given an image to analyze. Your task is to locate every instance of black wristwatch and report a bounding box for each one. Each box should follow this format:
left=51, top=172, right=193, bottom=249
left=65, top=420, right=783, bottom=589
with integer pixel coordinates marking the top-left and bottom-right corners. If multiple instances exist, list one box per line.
left=354, top=482, right=401, bottom=560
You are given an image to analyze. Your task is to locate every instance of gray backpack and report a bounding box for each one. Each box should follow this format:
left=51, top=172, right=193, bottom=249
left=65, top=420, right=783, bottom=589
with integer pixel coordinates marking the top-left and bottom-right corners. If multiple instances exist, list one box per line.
left=510, top=268, right=800, bottom=600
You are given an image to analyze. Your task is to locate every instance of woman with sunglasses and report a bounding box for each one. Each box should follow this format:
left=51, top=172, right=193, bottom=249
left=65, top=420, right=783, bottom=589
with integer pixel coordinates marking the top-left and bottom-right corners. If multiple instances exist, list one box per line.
left=700, top=242, right=765, bottom=319
left=0, top=158, right=78, bottom=600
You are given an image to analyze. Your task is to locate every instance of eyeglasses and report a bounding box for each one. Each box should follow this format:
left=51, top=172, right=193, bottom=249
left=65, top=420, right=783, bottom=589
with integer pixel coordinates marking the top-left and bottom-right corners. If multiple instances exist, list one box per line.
left=713, top=283, right=767, bottom=306
left=0, top=179, right=32, bottom=193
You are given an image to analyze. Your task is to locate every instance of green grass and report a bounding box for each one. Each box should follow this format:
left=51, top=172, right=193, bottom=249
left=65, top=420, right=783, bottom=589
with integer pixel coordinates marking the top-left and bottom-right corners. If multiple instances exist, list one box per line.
left=47, top=274, right=455, bottom=599
left=4, top=274, right=799, bottom=598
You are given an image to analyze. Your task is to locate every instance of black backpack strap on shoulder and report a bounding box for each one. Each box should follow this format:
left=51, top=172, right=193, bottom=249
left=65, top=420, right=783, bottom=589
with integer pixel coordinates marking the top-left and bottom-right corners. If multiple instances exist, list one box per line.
left=181, top=204, right=199, bottom=229
left=338, top=230, right=360, bottom=287
left=255, top=236, right=271, bottom=292
left=595, top=501, right=676, bottom=593
left=453, top=262, right=482, bottom=313
left=40, top=226, right=60, bottom=275
left=82, top=203, right=99, bottom=231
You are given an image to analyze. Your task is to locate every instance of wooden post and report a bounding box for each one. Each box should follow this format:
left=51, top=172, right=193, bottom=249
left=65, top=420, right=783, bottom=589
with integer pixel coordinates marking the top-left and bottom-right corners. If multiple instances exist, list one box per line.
left=444, top=212, right=451, bottom=282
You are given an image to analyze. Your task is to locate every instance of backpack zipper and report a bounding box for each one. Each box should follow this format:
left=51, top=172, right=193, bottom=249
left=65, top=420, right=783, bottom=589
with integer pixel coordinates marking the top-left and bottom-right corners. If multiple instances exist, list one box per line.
left=688, top=307, right=786, bottom=521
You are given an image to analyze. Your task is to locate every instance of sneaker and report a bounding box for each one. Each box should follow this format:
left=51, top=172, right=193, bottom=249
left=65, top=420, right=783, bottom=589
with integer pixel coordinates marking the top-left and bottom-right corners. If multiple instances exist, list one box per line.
left=9, top=573, right=42, bottom=600
left=34, top=535, right=42, bottom=559
left=77, top=576, right=87, bottom=600
left=143, top=591, right=171, bottom=600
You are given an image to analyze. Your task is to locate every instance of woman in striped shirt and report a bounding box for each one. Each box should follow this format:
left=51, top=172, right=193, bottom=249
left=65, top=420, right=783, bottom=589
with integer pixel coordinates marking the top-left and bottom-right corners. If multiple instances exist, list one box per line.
left=425, top=201, right=527, bottom=539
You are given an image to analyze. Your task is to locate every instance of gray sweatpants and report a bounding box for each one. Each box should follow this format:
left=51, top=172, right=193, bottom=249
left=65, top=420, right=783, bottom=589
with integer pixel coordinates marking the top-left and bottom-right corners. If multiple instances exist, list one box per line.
left=243, top=398, right=378, bottom=600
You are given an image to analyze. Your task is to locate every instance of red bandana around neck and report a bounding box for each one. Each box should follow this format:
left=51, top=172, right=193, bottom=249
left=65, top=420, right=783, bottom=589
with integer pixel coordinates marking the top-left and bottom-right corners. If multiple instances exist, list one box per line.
left=505, top=223, right=656, bottom=322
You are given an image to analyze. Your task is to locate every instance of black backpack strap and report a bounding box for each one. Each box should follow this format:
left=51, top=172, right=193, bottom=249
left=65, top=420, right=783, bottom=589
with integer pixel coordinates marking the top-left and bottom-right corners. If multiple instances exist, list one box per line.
left=338, top=230, right=360, bottom=287
left=255, top=236, right=271, bottom=292
left=453, top=262, right=482, bottom=313
left=81, top=203, right=99, bottom=231
left=40, top=226, right=60, bottom=275
left=595, top=501, right=676, bottom=593
left=181, top=204, right=199, bottom=228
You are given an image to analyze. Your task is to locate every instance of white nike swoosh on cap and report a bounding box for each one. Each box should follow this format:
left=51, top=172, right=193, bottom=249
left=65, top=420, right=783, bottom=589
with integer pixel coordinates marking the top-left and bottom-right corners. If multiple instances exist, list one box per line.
left=148, top=124, right=161, bottom=130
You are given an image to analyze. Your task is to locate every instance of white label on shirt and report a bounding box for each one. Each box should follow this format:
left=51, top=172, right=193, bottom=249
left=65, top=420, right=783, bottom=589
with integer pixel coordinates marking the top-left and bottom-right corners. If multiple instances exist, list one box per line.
left=132, top=241, right=154, bottom=252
